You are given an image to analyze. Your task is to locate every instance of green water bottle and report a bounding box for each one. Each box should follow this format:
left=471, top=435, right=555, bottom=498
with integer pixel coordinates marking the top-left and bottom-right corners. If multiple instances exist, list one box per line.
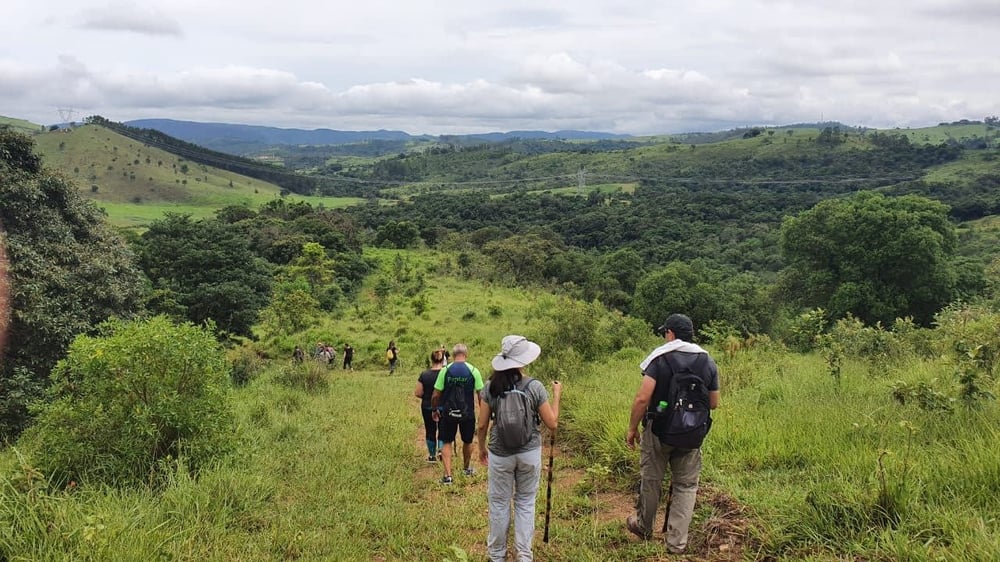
left=656, top=400, right=668, bottom=413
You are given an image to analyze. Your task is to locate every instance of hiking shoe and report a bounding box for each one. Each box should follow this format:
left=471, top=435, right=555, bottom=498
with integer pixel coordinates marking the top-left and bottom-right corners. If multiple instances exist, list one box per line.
left=463, top=467, right=475, bottom=476
left=441, top=475, right=453, bottom=485
left=427, top=455, right=436, bottom=462
left=626, top=515, right=651, bottom=540
left=666, top=544, right=686, bottom=555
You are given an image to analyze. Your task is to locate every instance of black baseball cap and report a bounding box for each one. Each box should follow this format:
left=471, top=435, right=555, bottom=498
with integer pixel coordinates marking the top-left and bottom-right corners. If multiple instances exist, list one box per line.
left=656, top=313, right=693, bottom=338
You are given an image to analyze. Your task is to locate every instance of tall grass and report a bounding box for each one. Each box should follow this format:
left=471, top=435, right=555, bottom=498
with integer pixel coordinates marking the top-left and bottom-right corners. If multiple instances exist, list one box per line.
left=2, top=248, right=998, bottom=560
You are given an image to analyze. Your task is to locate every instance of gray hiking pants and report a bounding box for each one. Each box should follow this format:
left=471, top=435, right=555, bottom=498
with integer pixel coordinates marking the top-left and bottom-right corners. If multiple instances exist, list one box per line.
left=486, top=447, right=542, bottom=562
left=635, top=423, right=701, bottom=552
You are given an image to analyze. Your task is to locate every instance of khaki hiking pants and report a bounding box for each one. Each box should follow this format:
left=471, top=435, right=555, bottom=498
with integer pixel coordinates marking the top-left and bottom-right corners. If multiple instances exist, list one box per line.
left=635, top=423, right=701, bottom=552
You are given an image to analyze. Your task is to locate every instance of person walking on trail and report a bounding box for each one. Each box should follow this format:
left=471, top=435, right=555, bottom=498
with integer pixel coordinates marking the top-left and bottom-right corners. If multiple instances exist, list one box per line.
left=415, top=348, right=447, bottom=462
left=440, top=344, right=451, bottom=365
left=386, top=341, right=399, bottom=374
left=431, top=343, right=484, bottom=484
left=477, top=335, right=561, bottom=562
left=342, top=343, right=354, bottom=370
left=625, top=313, right=720, bottom=555
left=292, top=346, right=305, bottom=363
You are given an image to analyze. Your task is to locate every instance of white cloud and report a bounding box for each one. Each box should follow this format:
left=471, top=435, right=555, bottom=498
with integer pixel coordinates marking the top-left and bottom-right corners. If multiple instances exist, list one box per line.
left=1, top=0, right=998, bottom=133
left=78, top=1, right=182, bottom=36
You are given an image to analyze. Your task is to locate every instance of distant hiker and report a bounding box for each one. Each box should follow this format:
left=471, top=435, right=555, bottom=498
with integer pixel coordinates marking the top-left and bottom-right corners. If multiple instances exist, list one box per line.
left=342, top=343, right=354, bottom=370
left=292, top=346, right=305, bottom=363
left=325, top=345, right=337, bottom=368
left=625, top=314, right=720, bottom=555
left=386, top=341, right=399, bottom=374
left=440, top=344, right=451, bottom=365
left=415, top=348, right=447, bottom=462
left=318, top=345, right=332, bottom=365
left=314, top=342, right=325, bottom=359
left=477, top=335, right=561, bottom=562
left=431, top=343, right=484, bottom=484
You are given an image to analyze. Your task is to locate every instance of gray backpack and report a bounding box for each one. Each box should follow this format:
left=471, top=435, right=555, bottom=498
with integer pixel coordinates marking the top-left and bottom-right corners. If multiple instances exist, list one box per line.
left=492, top=377, right=537, bottom=449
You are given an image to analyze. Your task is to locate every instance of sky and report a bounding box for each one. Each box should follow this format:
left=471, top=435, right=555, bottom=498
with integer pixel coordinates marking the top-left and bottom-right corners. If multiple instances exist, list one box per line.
left=1, top=0, right=998, bottom=135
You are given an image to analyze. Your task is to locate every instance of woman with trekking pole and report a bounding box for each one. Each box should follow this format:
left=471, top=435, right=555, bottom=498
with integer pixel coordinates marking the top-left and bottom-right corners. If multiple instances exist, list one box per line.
left=476, top=335, right=562, bottom=562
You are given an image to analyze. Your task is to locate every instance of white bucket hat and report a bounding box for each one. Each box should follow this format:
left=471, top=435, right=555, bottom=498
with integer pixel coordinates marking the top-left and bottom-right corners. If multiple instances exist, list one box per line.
left=491, top=335, right=541, bottom=371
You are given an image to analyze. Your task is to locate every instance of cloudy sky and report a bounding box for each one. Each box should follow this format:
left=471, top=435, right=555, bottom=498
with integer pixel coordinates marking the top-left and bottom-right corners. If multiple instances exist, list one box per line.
left=2, top=0, right=998, bottom=134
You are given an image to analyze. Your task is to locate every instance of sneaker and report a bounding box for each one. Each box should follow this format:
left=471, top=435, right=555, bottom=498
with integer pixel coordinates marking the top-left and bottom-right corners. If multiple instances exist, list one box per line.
left=427, top=455, right=436, bottom=462
left=441, top=475, right=453, bottom=485
left=463, top=467, right=475, bottom=476
left=666, top=544, right=686, bottom=554
left=626, top=515, right=651, bottom=540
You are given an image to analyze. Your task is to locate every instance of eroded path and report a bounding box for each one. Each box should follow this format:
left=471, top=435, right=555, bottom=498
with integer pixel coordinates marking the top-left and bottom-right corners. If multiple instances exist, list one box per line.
left=408, top=423, right=756, bottom=562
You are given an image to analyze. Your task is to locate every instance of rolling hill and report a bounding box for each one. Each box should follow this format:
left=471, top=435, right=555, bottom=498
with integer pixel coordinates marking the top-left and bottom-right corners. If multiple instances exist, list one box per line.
left=30, top=125, right=363, bottom=229
left=0, top=115, right=44, bottom=134
left=124, top=118, right=631, bottom=155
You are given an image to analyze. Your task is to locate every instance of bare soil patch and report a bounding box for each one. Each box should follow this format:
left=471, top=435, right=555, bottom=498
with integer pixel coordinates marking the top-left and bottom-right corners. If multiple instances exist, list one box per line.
left=411, top=426, right=760, bottom=561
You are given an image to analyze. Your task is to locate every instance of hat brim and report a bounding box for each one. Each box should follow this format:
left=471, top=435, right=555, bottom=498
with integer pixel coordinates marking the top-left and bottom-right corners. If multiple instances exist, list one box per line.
left=491, top=340, right=541, bottom=371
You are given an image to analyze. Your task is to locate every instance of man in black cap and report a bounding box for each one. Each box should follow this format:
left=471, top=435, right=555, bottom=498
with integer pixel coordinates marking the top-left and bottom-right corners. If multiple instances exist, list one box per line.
left=625, top=313, right=721, bottom=555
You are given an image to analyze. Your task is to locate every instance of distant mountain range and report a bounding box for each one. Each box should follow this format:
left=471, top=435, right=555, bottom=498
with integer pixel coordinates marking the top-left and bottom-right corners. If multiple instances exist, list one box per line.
left=124, top=119, right=631, bottom=154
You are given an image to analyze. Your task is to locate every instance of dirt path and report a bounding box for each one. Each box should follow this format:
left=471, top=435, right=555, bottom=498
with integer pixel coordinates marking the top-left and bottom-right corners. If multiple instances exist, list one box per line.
left=410, top=427, right=757, bottom=561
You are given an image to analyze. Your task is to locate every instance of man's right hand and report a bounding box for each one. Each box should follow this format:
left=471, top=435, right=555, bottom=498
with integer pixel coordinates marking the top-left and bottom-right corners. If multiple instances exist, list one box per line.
left=626, top=428, right=638, bottom=449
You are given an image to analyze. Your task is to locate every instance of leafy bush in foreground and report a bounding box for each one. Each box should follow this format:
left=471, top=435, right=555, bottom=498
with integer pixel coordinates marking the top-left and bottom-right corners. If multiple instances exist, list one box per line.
left=1, top=130, right=145, bottom=440
left=21, top=316, right=233, bottom=487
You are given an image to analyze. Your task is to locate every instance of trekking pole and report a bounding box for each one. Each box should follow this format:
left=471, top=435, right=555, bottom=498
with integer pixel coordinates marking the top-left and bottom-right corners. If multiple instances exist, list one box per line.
left=661, top=482, right=673, bottom=533
left=542, top=426, right=556, bottom=543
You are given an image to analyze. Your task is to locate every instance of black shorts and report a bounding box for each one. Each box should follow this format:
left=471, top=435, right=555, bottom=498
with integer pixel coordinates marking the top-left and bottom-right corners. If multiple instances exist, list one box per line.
left=438, top=417, right=475, bottom=444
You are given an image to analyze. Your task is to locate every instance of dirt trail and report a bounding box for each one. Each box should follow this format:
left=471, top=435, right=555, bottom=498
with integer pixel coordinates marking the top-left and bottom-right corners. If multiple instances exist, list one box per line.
left=410, top=427, right=757, bottom=561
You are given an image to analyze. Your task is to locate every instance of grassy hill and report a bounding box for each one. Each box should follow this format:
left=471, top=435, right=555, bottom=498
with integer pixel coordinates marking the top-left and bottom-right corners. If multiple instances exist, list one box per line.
left=31, top=125, right=364, bottom=229
left=0, top=115, right=44, bottom=134
left=350, top=125, right=972, bottom=195
left=892, top=122, right=993, bottom=145
left=2, top=248, right=997, bottom=560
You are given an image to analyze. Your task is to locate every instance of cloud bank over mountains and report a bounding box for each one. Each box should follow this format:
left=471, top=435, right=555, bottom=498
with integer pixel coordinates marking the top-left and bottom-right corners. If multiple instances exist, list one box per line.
left=2, top=0, right=997, bottom=134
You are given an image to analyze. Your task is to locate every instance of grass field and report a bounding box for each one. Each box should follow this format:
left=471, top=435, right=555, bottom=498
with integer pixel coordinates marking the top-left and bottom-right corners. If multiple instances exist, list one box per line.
left=30, top=125, right=364, bottom=229
left=3, top=248, right=998, bottom=560
left=0, top=115, right=44, bottom=134
left=892, top=123, right=993, bottom=145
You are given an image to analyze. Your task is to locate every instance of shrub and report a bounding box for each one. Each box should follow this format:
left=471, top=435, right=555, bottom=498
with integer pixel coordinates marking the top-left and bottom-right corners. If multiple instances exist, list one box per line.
left=531, top=297, right=608, bottom=362
left=277, top=362, right=328, bottom=393
left=21, top=316, right=233, bottom=487
left=783, top=308, right=828, bottom=352
left=229, top=345, right=265, bottom=386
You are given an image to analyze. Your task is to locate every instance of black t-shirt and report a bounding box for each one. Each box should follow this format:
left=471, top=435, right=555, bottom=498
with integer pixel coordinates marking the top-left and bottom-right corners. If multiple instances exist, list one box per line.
left=344, top=345, right=353, bottom=359
left=418, top=368, right=440, bottom=409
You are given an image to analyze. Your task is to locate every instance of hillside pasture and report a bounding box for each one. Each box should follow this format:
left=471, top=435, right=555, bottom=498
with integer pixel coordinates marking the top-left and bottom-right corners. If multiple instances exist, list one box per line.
left=0, top=116, right=44, bottom=134
left=31, top=126, right=363, bottom=229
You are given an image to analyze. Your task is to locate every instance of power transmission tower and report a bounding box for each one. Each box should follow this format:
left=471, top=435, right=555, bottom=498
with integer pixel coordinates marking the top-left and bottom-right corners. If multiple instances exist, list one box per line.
left=56, top=107, right=78, bottom=126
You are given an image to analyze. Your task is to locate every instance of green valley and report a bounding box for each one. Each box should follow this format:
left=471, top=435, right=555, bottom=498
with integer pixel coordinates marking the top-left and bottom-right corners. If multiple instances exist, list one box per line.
left=3, top=118, right=1000, bottom=561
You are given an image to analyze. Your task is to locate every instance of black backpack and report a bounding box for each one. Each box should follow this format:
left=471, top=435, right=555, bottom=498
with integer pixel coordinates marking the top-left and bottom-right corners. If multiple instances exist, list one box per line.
left=650, top=353, right=712, bottom=449
left=441, top=362, right=474, bottom=420
left=490, top=377, right=537, bottom=450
